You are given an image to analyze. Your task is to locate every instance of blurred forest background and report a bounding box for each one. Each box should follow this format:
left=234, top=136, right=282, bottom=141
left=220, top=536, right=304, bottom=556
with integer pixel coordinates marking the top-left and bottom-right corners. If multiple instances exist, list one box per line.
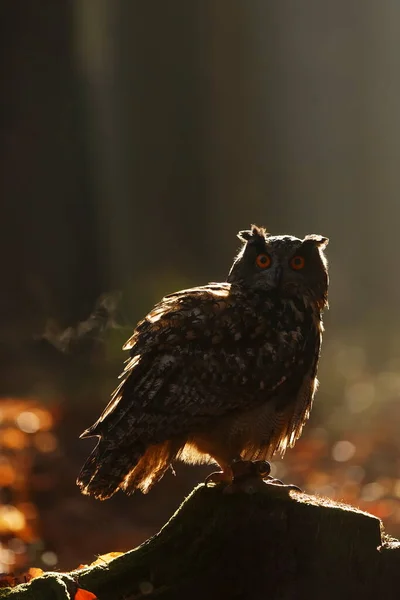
left=2, top=0, right=400, bottom=575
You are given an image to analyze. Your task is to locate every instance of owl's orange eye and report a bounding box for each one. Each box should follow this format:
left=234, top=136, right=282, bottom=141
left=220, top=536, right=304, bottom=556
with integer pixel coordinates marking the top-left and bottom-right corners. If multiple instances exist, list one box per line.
left=290, top=255, right=305, bottom=270
left=255, top=253, right=271, bottom=269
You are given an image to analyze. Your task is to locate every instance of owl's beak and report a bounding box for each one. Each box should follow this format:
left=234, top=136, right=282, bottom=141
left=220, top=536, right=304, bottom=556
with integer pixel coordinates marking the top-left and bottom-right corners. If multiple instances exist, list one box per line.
left=274, top=266, right=283, bottom=287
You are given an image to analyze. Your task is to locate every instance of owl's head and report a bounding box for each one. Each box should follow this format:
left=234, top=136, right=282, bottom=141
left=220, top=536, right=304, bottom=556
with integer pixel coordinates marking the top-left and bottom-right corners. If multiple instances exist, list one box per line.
left=227, top=225, right=329, bottom=308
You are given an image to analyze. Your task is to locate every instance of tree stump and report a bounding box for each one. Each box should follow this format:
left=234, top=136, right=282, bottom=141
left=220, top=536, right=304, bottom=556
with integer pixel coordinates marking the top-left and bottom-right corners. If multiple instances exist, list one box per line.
left=1, top=483, right=400, bottom=600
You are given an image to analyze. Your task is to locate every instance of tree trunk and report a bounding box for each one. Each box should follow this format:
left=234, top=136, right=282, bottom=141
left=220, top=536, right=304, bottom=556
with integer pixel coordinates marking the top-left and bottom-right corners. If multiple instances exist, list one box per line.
left=1, top=483, right=400, bottom=599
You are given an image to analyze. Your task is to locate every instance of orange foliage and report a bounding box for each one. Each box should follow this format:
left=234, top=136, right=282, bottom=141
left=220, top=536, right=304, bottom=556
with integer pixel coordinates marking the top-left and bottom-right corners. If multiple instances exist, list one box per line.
left=0, top=567, right=43, bottom=588
left=75, top=589, right=98, bottom=600
left=0, top=397, right=59, bottom=573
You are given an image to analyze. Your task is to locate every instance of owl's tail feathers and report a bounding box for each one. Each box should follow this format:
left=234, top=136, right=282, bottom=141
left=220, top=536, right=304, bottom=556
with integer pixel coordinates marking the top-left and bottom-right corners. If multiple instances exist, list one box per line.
left=76, top=439, right=144, bottom=500
left=77, top=438, right=182, bottom=499
left=122, top=439, right=181, bottom=495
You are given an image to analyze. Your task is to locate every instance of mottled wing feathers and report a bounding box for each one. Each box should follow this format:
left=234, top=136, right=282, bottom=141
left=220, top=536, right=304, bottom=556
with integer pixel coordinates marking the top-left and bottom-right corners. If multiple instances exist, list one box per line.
left=81, top=284, right=231, bottom=440
left=78, top=284, right=237, bottom=498
left=122, top=283, right=231, bottom=353
left=82, top=284, right=316, bottom=446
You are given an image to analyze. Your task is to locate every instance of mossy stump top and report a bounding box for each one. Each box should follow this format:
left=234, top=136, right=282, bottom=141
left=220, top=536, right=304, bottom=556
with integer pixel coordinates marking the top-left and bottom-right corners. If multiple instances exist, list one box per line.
left=2, top=483, right=400, bottom=600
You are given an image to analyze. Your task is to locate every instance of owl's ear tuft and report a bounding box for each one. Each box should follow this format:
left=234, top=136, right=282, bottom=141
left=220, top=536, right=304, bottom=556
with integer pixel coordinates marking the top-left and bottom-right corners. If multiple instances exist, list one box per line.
left=303, top=234, right=329, bottom=249
left=237, top=224, right=268, bottom=243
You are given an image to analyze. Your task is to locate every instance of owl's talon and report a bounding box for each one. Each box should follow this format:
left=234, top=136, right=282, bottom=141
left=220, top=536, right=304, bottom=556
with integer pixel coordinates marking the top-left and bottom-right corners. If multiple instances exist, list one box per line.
left=204, top=470, right=232, bottom=486
left=265, top=475, right=284, bottom=484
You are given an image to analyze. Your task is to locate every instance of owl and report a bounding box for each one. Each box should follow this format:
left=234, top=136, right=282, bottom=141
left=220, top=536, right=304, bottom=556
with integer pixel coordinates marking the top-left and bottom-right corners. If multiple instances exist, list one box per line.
left=77, top=225, right=329, bottom=499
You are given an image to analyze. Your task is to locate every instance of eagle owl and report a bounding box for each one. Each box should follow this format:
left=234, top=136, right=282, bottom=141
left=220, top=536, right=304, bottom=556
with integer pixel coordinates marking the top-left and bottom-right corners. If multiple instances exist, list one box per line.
left=77, top=225, right=329, bottom=499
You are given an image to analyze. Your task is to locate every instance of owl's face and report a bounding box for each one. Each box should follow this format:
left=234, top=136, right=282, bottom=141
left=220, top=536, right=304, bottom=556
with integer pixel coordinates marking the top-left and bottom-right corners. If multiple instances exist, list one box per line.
left=228, top=225, right=329, bottom=308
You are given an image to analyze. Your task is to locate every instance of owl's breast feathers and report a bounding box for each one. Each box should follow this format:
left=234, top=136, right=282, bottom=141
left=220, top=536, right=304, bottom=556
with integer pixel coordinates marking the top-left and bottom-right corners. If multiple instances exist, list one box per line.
left=83, top=283, right=321, bottom=443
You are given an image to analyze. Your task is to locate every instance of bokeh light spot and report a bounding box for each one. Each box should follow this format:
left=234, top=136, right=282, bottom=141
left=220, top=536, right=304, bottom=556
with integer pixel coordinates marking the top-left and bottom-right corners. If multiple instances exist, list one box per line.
left=0, top=546, right=15, bottom=566
left=8, top=538, right=26, bottom=554
left=34, top=432, right=57, bottom=453
left=0, top=506, right=26, bottom=533
left=393, top=480, right=400, bottom=498
left=332, top=441, right=356, bottom=462
left=346, top=465, right=365, bottom=484
left=16, top=412, right=40, bottom=434
left=345, top=381, right=375, bottom=413
left=0, top=459, right=16, bottom=486
left=1, top=427, right=28, bottom=449
left=41, top=551, right=58, bottom=567
left=361, top=482, right=384, bottom=502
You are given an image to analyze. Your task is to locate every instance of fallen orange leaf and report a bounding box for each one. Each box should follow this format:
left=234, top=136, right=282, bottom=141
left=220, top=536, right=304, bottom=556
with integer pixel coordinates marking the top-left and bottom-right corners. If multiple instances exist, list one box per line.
left=90, top=551, right=123, bottom=566
left=27, top=568, right=44, bottom=580
left=75, top=588, right=97, bottom=600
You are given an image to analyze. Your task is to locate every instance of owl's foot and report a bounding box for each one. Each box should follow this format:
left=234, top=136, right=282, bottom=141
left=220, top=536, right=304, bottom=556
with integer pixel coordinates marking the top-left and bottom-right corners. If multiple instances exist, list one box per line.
left=216, top=459, right=270, bottom=494
left=205, top=458, right=269, bottom=487
left=223, top=460, right=301, bottom=494
left=204, top=468, right=233, bottom=486
left=204, top=460, right=301, bottom=493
